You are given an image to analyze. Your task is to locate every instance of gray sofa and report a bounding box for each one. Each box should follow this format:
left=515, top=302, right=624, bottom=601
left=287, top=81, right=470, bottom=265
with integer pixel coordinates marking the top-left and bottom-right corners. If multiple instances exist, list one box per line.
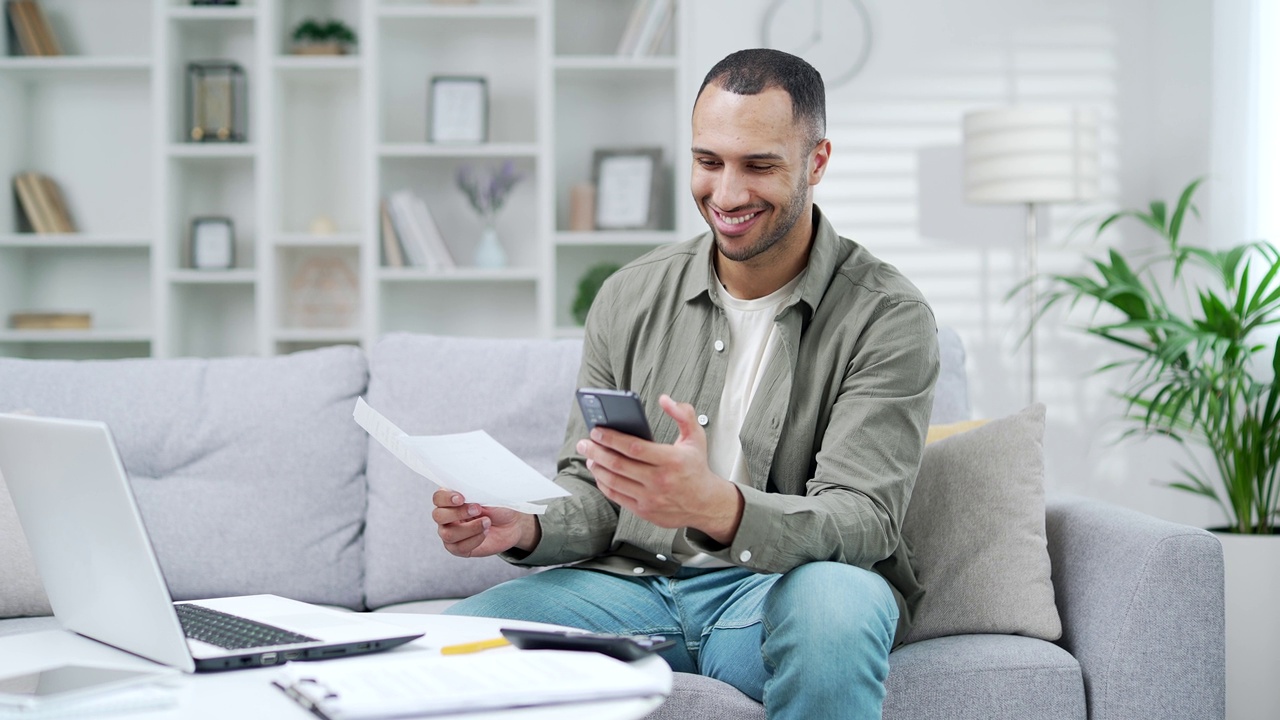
left=0, top=330, right=1225, bottom=719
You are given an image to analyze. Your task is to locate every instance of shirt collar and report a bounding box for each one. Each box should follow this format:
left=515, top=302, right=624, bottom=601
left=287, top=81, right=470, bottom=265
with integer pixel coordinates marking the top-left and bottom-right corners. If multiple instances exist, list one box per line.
left=680, top=205, right=846, bottom=315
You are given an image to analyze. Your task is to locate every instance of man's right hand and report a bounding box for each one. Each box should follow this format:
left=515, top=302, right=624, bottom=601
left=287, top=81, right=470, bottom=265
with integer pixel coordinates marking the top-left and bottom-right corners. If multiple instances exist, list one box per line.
left=431, top=489, right=541, bottom=558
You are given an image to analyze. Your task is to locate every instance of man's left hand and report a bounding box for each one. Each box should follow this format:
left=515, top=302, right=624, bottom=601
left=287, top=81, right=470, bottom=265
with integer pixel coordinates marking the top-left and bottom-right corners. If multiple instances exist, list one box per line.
left=577, top=394, right=744, bottom=545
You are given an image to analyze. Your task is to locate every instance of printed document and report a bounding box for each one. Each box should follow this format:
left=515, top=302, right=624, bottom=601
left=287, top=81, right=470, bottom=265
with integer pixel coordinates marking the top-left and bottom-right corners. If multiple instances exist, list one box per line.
left=274, top=649, right=667, bottom=719
left=353, top=397, right=569, bottom=514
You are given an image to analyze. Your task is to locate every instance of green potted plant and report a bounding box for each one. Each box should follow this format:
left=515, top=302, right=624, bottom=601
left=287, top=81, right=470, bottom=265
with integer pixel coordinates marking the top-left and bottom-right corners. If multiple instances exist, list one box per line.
left=1037, top=177, right=1280, bottom=714
left=1038, top=177, right=1280, bottom=535
left=290, top=18, right=358, bottom=56
left=572, top=263, right=621, bottom=326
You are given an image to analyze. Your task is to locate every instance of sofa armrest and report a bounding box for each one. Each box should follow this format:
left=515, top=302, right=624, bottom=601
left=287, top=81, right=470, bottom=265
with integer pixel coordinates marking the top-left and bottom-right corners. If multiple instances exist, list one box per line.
left=1045, top=495, right=1224, bottom=720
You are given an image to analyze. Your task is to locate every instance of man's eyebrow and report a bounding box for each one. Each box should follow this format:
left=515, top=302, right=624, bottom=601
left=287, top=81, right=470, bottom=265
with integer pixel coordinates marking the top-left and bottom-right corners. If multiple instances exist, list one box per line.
left=690, top=147, right=787, bottom=162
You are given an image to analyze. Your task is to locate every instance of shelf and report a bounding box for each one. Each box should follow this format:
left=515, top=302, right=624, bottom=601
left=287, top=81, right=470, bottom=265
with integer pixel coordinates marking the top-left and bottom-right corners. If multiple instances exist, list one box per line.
left=0, top=57, right=151, bottom=77
left=0, top=234, right=151, bottom=249
left=168, top=144, right=257, bottom=159
left=378, top=5, right=539, bottom=20
left=168, top=6, right=258, bottom=22
left=273, top=328, right=361, bottom=343
left=169, top=269, right=257, bottom=285
left=554, top=56, right=679, bottom=71
left=379, top=267, right=540, bottom=282
left=555, top=230, right=681, bottom=246
left=378, top=143, right=540, bottom=159
left=0, top=330, right=152, bottom=344
left=275, top=233, right=362, bottom=248
left=274, top=56, right=362, bottom=73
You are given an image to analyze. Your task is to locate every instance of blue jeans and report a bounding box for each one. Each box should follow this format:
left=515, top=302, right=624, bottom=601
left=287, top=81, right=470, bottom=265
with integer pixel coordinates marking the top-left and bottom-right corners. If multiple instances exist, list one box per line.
left=444, top=562, right=898, bottom=720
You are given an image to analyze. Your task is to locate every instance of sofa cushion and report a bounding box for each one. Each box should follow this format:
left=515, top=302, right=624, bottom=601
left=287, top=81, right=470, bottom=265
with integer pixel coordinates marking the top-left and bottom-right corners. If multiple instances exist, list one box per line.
left=363, top=334, right=584, bottom=608
left=902, top=404, right=1061, bottom=644
left=884, top=634, right=1085, bottom=719
left=0, top=347, right=369, bottom=611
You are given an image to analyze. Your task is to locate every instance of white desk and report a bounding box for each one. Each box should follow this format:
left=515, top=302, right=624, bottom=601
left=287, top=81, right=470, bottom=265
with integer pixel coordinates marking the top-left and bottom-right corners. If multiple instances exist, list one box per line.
left=0, top=614, right=672, bottom=719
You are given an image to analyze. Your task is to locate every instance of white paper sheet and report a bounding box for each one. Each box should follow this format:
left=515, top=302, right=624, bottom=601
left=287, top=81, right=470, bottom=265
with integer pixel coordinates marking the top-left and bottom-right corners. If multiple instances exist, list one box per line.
left=353, top=398, right=569, bottom=515
left=275, top=650, right=667, bottom=720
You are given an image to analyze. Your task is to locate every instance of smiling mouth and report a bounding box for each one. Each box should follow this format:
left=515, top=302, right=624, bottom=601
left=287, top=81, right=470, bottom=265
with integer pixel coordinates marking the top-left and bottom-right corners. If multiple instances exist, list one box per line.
left=712, top=207, right=763, bottom=234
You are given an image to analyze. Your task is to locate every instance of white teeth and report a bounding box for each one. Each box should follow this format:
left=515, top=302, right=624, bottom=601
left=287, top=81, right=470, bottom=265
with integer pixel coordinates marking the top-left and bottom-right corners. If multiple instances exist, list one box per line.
left=721, top=212, right=758, bottom=226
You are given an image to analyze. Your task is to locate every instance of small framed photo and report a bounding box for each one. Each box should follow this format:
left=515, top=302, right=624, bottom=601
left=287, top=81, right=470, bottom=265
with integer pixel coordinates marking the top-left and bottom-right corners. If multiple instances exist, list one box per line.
left=592, top=148, right=663, bottom=230
left=429, top=76, right=488, bottom=144
left=190, top=217, right=235, bottom=270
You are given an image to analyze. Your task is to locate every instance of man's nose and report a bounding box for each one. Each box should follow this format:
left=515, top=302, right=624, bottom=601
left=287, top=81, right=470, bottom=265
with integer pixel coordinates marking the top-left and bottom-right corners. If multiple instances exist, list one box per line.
left=712, top=168, right=750, bottom=210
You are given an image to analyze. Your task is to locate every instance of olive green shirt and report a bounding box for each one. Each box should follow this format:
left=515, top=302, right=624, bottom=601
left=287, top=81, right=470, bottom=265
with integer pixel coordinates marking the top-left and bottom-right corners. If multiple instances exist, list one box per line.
left=506, top=207, right=938, bottom=641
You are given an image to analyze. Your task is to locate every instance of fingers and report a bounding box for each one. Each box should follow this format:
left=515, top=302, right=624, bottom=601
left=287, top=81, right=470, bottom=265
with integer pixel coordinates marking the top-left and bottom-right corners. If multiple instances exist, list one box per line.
left=431, top=494, right=486, bottom=527
left=658, top=394, right=703, bottom=443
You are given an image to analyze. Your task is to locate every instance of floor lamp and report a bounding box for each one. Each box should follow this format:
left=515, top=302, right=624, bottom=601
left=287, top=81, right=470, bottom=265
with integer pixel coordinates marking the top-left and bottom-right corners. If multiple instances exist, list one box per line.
left=962, top=107, right=1099, bottom=403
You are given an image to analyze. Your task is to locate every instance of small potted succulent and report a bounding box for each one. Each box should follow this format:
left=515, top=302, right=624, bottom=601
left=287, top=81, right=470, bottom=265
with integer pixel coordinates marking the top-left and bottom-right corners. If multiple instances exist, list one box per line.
left=290, top=18, right=358, bottom=56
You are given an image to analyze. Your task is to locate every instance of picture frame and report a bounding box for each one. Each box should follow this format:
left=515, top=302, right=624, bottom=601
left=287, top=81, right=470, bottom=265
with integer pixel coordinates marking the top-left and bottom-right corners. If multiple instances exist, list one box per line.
left=186, top=61, right=247, bottom=143
left=592, top=148, right=663, bottom=230
left=190, top=217, right=235, bottom=270
left=428, top=76, right=488, bottom=144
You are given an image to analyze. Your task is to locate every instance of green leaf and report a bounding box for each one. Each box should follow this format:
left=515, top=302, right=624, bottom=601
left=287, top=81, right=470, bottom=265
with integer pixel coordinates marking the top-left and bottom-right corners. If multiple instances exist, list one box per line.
left=1168, top=177, right=1205, bottom=245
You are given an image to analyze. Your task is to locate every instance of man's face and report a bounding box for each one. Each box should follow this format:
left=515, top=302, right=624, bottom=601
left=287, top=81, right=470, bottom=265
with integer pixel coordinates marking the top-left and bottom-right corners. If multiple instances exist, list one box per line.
left=690, top=84, right=821, bottom=264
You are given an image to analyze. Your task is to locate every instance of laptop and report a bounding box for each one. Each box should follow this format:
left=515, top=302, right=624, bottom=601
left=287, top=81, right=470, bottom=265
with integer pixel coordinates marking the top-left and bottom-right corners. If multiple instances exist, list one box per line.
left=0, top=412, right=422, bottom=673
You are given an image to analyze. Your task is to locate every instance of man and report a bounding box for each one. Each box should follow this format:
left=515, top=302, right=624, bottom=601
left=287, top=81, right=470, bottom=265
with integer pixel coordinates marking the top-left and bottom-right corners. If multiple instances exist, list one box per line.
left=433, top=49, right=938, bottom=719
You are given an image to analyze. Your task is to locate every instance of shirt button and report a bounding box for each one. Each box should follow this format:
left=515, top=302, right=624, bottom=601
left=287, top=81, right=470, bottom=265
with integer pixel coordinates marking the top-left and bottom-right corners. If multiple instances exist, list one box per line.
left=739, top=550, right=752, bottom=562
left=714, top=340, right=725, bottom=352
left=656, top=554, right=666, bottom=562
left=633, top=567, right=645, bottom=574
left=697, top=414, right=709, bottom=426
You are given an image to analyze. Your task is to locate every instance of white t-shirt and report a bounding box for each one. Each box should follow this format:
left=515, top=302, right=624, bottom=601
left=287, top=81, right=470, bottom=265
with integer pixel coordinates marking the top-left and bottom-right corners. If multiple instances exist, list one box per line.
left=678, top=269, right=805, bottom=567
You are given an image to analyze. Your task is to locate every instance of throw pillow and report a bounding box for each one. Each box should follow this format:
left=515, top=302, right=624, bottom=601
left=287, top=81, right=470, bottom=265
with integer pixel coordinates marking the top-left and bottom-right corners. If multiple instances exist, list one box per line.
left=901, top=403, right=1061, bottom=644
left=0, top=470, right=53, bottom=618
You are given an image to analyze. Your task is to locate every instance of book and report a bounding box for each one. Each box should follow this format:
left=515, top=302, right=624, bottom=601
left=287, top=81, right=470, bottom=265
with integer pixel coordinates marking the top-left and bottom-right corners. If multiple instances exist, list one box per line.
left=629, top=0, right=672, bottom=58
left=25, top=0, right=59, bottom=56
left=615, top=0, right=653, bottom=56
left=353, top=397, right=569, bottom=514
left=643, top=0, right=674, bottom=56
left=379, top=201, right=406, bottom=268
left=6, top=1, right=40, bottom=56
left=38, top=175, right=74, bottom=233
left=7, top=1, right=59, bottom=56
left=386, top=191, right=433, bottom=270
left=408, top=193, right=456, bottom=270
left=8, top=311, right=92, bottom=330
left=12, top=173, right=49, bottom=233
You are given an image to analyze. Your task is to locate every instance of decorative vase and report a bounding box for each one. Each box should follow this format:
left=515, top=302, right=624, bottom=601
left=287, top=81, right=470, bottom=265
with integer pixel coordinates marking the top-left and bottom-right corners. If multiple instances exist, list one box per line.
left=1216, top=530, right=1280, bottom=720
left=473, top=218, right=506, bottom=269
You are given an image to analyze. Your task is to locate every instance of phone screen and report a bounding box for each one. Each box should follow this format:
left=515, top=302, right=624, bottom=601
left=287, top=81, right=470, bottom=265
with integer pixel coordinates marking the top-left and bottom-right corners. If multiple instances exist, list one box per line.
left=0, top=665, right=160, bottom=705
left=576, top=388, right=654, bottom=441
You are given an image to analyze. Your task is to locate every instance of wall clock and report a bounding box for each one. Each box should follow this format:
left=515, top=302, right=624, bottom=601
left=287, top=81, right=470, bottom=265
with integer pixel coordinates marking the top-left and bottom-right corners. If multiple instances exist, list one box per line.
left=759, top=0, right=873, bottom=88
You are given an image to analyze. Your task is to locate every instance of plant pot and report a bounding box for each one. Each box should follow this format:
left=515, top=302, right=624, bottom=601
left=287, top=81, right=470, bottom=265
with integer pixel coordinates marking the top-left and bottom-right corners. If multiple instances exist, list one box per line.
left=1214, top=530, right=1280, bottom=720
left=291, top=42, right=347, bottom=56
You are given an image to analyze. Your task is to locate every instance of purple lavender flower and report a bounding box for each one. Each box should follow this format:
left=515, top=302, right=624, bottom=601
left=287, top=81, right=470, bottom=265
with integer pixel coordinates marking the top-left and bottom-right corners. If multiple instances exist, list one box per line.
left=457, top=161, right=523, bottom=220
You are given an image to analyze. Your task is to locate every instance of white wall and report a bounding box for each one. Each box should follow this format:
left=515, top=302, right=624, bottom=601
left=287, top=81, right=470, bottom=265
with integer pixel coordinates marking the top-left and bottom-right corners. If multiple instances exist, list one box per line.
left=687, top=0, right=1222, bottom=527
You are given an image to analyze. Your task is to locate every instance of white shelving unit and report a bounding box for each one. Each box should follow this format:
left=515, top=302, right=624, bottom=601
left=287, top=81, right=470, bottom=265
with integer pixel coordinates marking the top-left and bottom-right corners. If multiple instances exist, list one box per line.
left=0, top=0, right=691, bottom=359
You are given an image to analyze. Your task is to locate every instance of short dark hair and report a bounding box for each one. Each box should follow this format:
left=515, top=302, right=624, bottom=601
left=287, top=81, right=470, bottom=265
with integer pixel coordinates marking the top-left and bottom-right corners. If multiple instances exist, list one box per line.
left=696, top=48, right=826, bottom=147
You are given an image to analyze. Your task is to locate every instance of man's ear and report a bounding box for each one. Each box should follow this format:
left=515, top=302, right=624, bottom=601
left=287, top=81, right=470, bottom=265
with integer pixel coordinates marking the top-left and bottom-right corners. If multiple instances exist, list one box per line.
left=809, top=138, right=832, bottom=185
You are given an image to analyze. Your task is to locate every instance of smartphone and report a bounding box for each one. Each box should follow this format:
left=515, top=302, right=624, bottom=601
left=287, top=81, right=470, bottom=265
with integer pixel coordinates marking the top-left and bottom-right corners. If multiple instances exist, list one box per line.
left=576, top=388, right=654, bottom=441
left=0, top=665, right=164, bottom=709
left=499, top=628, right=675, bottom=662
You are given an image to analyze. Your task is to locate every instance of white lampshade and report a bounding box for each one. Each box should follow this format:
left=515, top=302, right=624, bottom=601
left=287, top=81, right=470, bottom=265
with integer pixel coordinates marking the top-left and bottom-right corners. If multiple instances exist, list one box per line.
left=963, top=106, right=1100, bottom=204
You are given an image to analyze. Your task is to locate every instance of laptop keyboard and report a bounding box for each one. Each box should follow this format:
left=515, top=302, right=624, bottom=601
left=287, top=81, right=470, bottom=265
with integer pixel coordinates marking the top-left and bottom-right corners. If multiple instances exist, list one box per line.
left=175, top=603, right=319, bottom=650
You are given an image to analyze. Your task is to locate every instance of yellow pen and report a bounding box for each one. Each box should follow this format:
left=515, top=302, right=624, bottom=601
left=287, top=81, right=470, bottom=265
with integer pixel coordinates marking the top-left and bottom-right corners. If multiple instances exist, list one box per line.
left=440, top=637, right=511, bottom=655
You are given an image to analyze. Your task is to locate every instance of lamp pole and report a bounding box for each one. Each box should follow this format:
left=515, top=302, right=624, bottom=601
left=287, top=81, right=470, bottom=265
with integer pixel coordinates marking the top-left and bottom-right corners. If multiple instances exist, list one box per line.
left=1025, top=202, right=1038, bottom=405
